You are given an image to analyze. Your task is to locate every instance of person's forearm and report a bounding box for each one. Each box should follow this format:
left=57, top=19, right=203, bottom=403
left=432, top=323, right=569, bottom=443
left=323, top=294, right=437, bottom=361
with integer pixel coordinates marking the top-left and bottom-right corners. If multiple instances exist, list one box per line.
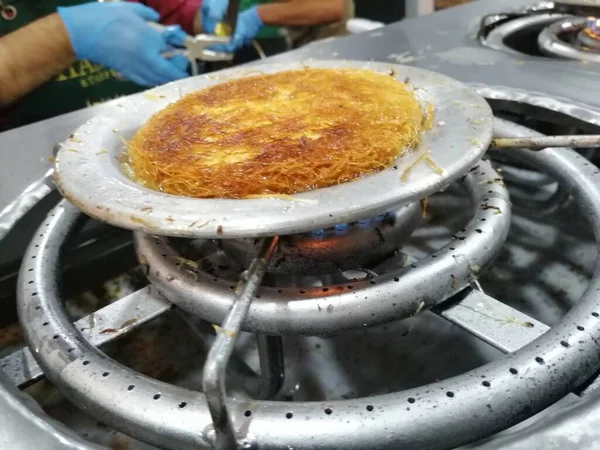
left=0, top=13, right=75, bottom=106
left=257, top=0, right=345, bottom=27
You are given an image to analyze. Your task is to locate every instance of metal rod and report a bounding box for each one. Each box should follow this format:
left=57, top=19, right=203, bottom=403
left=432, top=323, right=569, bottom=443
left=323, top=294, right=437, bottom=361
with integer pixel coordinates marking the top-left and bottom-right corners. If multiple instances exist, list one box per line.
left=202, top=236, right=279, bottom=450
left=256, top=335, right=285, bottom=400
left=490, top=134, right=600, bottom=150
left=174, top=310, right=273, bottom=397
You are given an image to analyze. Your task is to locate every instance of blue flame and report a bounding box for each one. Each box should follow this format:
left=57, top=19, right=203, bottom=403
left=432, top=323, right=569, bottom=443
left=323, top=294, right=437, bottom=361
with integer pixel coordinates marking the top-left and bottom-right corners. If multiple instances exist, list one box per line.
left=309, top=212, right=393, bottom=237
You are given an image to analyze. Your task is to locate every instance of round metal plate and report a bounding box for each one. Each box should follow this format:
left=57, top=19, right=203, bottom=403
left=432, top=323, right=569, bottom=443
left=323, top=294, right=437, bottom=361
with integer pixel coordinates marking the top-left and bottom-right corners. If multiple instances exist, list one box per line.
left=54, top=60, right=493, bottom=239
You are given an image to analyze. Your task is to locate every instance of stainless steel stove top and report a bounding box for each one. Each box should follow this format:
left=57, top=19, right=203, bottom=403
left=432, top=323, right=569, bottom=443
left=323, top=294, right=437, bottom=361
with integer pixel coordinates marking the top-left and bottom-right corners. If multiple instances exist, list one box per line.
left=3, top=1, right=600, bottom=449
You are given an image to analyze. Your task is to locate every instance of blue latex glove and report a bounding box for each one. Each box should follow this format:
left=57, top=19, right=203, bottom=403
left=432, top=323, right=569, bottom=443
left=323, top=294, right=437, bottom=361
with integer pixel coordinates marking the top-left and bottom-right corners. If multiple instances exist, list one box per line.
left=57, top=2, right=189, bottom=87
left=210, top=7, right=263, bottom=53
left=201, top=0, right=228, bottom=34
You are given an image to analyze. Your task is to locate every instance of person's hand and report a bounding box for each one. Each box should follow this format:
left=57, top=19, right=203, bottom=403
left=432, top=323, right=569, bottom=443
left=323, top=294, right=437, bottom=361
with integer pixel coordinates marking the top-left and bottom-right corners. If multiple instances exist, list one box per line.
left=210, top=7, right=263, bottom=53
left=57, top=2, right=189, bottom=87
left=201, top=0, right=228, bottom=34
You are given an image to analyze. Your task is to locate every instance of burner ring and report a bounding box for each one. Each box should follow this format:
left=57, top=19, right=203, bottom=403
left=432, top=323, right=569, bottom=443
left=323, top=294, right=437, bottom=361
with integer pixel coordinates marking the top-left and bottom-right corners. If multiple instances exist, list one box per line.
left=482, top=13, right=570, bottom=56
left=16, top=118, right=600, bottom=450
left=135, top=158, right=511, bottom=335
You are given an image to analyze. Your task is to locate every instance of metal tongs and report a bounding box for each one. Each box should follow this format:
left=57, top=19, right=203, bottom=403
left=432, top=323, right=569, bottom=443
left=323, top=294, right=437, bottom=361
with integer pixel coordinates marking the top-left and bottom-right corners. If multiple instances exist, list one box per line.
left=148, top=22, right=234, bottom=76
left=166, top=0, right=240, bottom=74
left=144, top=0, right=241, bottom=74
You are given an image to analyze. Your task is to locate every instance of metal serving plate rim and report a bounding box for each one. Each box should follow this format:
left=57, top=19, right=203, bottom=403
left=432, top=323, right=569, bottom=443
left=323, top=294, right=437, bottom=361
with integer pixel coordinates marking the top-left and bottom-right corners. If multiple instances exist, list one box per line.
left=54, top=60, right=492, bottom=238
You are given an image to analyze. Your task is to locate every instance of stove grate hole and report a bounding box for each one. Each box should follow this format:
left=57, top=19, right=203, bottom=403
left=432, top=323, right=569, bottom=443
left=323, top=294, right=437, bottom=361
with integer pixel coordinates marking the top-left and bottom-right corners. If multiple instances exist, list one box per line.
left=577, top=325, right=585, bottom=331
left=482, top=381, right=491, bottom=387
left=535, top=357, right=545, bottom=365
left=509, top=368, right=518, bottom=375
left=561, top=340, right=570, bottom=348
left=245, top=410, right=252, bottom=417
left=407, top=397, right=416, bottom=404
left=153, top=394, right=161, bottom=400
left=286, top=412, right=293, bottom=419
left=102, top=372, right=109, bottom=377
left=446, top=391, right=455, bottom=398
left=366, top=405, right=374, bottom=411
left=179, top=402, right=187, bottom=409
left=324, top=408, right=333, bottom=415
left=128, top=385, right=135, bottom=391
left=592, top=312, right=599, bottom=318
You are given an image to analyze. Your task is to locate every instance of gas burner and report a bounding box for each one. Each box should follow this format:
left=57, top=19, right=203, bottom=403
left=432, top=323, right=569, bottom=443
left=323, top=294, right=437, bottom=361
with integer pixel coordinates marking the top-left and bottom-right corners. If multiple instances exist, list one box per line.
left=578, top=17, right=600, bottom=49
left=216, top=204, right=421, bottom=276
left=8, top=70, right=600, bottom=449
left=14, top=119, right=600, bottom=449
left=478, top=3, right=600, bottom=61
left=538, top=16, right=600, bottom=61
left=135, top=160, right=510, bottom=335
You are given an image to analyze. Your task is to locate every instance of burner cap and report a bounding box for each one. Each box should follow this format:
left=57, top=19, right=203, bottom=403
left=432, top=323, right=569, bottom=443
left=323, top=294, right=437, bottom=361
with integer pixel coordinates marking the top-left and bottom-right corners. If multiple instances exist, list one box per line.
left=578, top=17, right=600, bottom=49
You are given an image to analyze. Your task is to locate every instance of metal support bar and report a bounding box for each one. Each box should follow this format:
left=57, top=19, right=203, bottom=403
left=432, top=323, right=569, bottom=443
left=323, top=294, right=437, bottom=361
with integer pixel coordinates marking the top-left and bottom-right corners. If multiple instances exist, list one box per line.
left=1, top=288, right=171, bottom=388
left=202, top=236, right=279, bottom=450
left=491, top=134, right=600, bottom=150
left=256, top=335, right=285, bottom=400
left=434, top=289, right=549, bottom=354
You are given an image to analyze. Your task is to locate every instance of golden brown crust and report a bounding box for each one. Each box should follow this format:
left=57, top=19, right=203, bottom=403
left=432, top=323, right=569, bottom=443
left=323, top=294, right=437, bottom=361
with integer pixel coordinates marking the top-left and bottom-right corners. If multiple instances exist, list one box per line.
left=127, top=67, right=426, bottom=199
